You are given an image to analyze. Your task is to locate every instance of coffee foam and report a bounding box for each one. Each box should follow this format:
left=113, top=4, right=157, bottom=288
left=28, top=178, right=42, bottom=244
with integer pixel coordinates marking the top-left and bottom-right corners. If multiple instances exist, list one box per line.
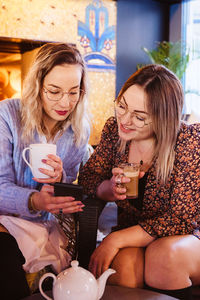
left=124, top=171, right=138, bottom=177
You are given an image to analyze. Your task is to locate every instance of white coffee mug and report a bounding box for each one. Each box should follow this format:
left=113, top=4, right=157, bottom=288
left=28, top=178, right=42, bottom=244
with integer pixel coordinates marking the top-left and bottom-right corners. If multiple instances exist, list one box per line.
left=22, top=143, right=57, bottom=179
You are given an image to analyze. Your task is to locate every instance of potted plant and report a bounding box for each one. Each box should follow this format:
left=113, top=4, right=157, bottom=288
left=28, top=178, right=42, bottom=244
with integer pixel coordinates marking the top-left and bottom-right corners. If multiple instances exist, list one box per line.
left=139, top=41, right=200, bottom=122
left=138, top=40, right=189, bottom=80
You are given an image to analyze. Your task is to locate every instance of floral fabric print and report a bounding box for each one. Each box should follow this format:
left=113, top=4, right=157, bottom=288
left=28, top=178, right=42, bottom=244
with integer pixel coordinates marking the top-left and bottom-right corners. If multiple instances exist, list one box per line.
left=78, top=117, right=200, bottom=238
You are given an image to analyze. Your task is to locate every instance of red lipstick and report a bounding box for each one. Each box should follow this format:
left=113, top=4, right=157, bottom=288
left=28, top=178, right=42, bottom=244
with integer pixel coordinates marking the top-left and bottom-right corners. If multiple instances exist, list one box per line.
left=55, top=110, right=68, bottom=116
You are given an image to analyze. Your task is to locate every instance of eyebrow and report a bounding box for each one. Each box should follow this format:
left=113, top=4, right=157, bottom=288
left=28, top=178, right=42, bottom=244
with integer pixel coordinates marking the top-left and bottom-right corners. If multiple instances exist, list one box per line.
left=121, top=96, right=148, bottom=115
left=46, top=84, right=80, bottom=90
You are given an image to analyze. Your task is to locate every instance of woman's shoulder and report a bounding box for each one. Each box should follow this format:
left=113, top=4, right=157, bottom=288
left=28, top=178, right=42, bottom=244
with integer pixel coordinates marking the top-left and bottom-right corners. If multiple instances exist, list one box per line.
left=99, top=116, right=119, bottom=143
left=0, top=98, right=20, bottom=116
left=178, top=121, right=200, bottom=142
left=176, top=122, right=200, bottom=159
left=0, top=99, right=21, bottom=137
left=83, top=117, right=91, bottom=137
left=102, top=116, right=118, bottom=134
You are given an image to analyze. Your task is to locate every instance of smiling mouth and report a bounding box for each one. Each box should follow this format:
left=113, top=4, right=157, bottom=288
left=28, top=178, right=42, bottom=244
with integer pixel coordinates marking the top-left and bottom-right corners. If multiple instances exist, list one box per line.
left=120, top=123, right=135, bottom=133
left=55, top=110, right=68, bottom=116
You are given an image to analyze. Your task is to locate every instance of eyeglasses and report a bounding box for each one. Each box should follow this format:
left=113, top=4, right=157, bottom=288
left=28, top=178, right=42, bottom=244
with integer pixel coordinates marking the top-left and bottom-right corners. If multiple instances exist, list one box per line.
left=114, top=100, right=152, bottom=128
left=43, top=87, right=85, bottom=102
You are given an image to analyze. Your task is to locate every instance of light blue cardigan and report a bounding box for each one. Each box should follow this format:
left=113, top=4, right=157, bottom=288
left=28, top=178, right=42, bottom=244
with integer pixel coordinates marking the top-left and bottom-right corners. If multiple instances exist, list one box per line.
left=0, top=98, right=90, bottom=221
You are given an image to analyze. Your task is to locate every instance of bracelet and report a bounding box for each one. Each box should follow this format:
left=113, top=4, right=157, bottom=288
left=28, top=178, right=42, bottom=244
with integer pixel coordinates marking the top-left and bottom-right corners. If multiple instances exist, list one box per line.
left=28, top=192, right=38, bottom=214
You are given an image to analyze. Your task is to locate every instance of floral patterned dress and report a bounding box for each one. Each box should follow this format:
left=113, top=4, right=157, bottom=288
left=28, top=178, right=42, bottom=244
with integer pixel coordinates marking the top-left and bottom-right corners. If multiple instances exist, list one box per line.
left=78, top=117, right=200, bottom=238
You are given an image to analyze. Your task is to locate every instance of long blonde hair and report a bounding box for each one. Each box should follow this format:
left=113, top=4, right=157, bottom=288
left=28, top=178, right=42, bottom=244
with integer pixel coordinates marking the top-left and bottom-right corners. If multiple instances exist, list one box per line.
left=21, top=42, right=90, bottom=145
left=117, top=64, right=184, bottom=183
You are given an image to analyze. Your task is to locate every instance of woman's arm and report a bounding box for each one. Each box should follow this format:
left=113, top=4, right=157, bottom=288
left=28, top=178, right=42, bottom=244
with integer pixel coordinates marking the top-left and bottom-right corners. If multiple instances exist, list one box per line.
left=78, top=117, right=119, bottom=197
left=139, top=124, right=200, bottom=238
left=89, top=224, right=155, bottom=277
left=0, top=103, right=40, bottom=218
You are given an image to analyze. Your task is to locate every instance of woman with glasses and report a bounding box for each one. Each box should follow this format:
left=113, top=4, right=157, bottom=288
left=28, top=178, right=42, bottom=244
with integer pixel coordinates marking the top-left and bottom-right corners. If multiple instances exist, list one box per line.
left=79, top=64, right=200, bottom=299
left=0, top=42, right=90, bottom=299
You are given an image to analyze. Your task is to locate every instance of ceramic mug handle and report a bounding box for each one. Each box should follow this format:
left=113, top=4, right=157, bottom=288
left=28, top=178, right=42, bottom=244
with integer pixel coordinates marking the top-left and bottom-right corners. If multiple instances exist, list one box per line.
left=22, top=147, right=33, bottom=172
left=39, top=272, right=56, bottom=300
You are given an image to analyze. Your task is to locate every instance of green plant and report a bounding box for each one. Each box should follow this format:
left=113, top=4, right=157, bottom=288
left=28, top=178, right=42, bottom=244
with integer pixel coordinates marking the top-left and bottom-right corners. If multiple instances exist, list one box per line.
left=138, top=41, right=189, bottom=80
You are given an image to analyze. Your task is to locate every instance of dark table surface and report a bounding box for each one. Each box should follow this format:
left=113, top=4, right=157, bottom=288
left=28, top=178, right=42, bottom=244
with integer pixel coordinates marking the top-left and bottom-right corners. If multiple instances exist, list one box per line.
left=22, top=285, right=177, bottom=300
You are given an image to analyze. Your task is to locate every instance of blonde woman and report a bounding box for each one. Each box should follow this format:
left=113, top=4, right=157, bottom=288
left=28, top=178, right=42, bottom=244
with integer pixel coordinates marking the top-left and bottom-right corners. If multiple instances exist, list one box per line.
left=0, top=42, right=90, bottom=299
left=79, top=64, right=200, bottom=300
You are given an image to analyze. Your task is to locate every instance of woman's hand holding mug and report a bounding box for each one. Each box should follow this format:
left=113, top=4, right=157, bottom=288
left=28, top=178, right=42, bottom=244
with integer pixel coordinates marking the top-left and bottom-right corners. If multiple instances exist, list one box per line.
left=22, top=143, right=63, bottom=183
left=36, top=153, right=63, bottom=184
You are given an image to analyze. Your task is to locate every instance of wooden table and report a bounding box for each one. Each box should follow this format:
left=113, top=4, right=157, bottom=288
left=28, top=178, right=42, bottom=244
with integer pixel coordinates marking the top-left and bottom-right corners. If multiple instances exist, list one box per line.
left=22, top=285, right=177, bottom=300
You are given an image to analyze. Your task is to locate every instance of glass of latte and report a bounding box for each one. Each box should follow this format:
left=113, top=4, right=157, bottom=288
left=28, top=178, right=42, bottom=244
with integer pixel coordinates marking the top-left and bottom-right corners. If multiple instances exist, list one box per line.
left=120, top=163, right=140, bottom=199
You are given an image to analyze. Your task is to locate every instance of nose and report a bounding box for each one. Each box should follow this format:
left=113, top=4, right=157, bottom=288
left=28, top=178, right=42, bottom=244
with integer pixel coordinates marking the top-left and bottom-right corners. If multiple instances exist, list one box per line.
left=121, top=111, right=133, bottom=125
left=58, top=93, right=70, bottom=106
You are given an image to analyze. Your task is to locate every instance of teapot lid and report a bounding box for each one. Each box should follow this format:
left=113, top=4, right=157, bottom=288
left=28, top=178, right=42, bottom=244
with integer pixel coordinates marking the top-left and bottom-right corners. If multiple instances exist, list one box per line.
left=61, top=260, right=94, bottom=278
left=71, top=260, right=79, bottom=269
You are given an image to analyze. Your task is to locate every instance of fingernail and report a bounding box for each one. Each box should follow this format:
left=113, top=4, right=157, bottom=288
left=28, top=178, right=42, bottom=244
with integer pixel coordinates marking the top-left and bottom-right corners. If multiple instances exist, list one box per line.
left=42, top=159, right=47, bottom=163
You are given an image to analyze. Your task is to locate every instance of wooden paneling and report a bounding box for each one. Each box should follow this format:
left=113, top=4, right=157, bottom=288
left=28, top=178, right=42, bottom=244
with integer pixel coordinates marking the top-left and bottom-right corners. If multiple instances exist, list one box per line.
left=0, top=37, right=46, bottom=54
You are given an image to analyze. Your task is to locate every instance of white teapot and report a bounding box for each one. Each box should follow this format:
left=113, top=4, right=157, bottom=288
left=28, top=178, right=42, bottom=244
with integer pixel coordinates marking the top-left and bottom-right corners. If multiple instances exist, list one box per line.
left=39, top=260, right=116, bottom=300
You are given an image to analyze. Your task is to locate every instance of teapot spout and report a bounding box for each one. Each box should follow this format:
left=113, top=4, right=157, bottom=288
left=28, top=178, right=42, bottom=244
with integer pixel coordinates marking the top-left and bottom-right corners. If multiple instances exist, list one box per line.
left=97, top=268, right=116, bottom=299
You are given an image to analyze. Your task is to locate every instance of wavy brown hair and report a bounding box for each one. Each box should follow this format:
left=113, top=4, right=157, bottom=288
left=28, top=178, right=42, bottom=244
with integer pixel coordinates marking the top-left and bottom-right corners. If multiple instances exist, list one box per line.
left=21, top=42, right=90, bottom=145
left=117, top=64, right=184, bottom=183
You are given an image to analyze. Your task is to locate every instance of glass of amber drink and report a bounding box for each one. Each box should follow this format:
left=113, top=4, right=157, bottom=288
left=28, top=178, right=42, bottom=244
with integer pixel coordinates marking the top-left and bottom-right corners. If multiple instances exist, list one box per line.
left=120, top=163, right=140, bottom=199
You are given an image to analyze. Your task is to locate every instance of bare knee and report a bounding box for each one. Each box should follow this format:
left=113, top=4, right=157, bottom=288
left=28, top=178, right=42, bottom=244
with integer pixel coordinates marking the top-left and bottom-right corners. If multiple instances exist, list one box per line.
left=145, top=236, right=192, bottom=289
left=108, top=247, right=144, bottom=288
left=145, top=237, right=177, bottom=274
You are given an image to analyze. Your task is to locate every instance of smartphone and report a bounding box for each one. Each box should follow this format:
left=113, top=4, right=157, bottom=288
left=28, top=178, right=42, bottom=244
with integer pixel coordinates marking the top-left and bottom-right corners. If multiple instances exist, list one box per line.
left=53, top=182, right=83, bottom=202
